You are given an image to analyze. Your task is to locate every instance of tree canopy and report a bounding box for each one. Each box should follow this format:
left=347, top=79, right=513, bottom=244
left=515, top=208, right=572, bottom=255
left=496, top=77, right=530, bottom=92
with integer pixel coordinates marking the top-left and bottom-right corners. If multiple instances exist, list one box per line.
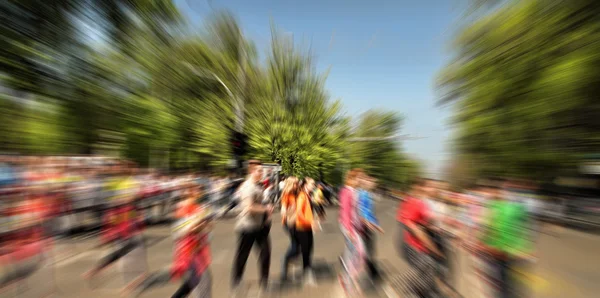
left=438, top=0, right=600, bottom=182
left=1, top=2, right=421, bottom=189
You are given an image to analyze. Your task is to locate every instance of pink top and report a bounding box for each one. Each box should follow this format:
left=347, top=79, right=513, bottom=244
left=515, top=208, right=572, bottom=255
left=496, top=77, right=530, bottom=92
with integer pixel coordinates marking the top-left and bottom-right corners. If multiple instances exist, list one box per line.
left=338, top=186, right=357, bottom=233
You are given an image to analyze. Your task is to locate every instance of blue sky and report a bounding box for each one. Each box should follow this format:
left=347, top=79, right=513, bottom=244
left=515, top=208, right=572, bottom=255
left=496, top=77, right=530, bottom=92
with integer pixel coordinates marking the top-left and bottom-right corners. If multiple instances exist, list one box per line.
left=175, top=0, right=462, bottom=177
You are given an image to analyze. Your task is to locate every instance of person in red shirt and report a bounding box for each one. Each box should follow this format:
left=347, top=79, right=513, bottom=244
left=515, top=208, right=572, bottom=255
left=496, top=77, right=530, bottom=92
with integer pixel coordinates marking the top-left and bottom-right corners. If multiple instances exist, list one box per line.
left=392, top=179, right=443, bottom=298
left=123, top=184, right=214, bottom=298
left=83, top=169, right=144, bottom=281
left=0, top=195, right=49, bottom=290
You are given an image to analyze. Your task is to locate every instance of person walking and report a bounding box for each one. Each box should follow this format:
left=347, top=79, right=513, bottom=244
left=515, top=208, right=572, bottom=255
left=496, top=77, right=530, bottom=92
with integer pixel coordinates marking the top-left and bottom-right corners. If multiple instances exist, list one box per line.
left=123, top=184, right=214, bottom=298
left=390, top=178, right=444, bottom=298
left=280, top=177, right=299, bottom=283
left=337, top=169, right=365, bottom=296
left=297, top=178, right=317, bottom=285
left=357, top=173, right=384, bottom=285
left=312, top=183, right=326, bottom=227
left=477, top=181, right=534, bottom=298
left=231, top=160, right=273, bottom=296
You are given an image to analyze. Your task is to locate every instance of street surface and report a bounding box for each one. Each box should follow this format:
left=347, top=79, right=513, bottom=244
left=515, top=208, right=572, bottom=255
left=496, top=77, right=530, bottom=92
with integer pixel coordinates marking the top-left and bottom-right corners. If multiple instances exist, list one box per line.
left=7, top=198, right=600, bottom=298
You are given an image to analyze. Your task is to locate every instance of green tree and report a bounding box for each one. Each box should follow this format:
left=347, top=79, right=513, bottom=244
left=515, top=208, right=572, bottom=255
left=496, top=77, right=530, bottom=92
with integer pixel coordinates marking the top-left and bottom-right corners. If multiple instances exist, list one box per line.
left=347, top=110, right=421, bottom=189
left=438, top=0, right=600, bottom=181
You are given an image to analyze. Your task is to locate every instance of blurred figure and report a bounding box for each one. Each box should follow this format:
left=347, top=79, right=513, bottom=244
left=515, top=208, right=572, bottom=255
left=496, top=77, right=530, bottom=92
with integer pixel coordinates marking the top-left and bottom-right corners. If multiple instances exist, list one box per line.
left=280, top=176, right=299, bottom=283
left=338, top=169, right=366, bottom=296
left=124, top=185, right=214, bottom=298
left=357, top=173, right=384, bottom=286
left=0, top=186, right=49, bottom=292
left=231, top=160, right=272, bottom=296
left=476, top=181, right=535, bottom=298
left=83, top=165, right=143, bottom=280
left=263, top=177, right=276, bottom=206
left=278, top=176, right=286, bottom=205
left=296, top=177, right=317, bottom=286
left=392, top=178, right=443, bottom=298
left=312, top=182, right=326, bottom=228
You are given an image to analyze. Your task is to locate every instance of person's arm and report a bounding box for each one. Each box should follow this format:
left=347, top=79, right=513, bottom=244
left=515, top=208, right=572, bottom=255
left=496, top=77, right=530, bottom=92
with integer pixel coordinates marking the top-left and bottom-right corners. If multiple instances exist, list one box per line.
left=296, top=194, right=313, bottom=227
left=338, top=188, right=348, bottom=225
left=405, top=221, right=443, bottom=257
left=237, top=185, right=270, bottom=215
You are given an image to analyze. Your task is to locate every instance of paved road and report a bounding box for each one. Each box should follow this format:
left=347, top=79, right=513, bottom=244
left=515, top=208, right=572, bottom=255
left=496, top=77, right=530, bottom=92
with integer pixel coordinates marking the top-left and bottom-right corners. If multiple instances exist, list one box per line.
left=8, top=198, right=600, bottom=298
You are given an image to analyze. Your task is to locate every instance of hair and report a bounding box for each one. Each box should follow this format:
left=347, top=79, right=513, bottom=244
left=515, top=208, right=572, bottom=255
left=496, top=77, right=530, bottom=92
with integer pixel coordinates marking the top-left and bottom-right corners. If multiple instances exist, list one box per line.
left=345, top=168, right=363, bottom=187
left=247, top=160, right=262, bottom=175
left=300, top=177, right=314, bottom=191
left=282, top=176, right=299, bottom=198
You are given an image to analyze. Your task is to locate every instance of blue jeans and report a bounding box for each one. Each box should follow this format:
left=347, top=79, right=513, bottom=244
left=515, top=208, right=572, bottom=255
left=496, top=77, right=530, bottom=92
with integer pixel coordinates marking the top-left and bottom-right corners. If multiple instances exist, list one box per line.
left=281, top=226, right=299, bottom=279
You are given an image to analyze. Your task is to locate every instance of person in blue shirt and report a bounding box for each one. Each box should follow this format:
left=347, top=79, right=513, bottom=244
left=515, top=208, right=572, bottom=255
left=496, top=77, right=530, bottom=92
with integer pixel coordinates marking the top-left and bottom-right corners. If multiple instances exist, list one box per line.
left=0, top=157, right=18, bottom=188
left=357, top=173, right=384, bottom=284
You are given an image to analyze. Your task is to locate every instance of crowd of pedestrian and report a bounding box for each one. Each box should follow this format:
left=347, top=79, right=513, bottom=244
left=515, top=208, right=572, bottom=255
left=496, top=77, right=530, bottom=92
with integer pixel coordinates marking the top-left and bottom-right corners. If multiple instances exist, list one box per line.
left=1, top=155, right=542, bottom=298
left=390, top=178, right=539, bottom=298
left=0, top=155, right=239, bottom=297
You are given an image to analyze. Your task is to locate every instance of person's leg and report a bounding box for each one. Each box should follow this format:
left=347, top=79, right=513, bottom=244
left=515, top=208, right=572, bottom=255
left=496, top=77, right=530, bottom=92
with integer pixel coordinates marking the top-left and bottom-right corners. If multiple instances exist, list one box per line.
left=232, top=231, right=255, bottom=288
left=281, top=226, right=299, bottom=281
left=297, top=230, right=314, bottom=273
left=297, top=229, right=315, bottom=287
left=498, top=258, right=512, bottom=298
left=86, top=238, right=139, bottom=277
left=127, top=269, right=172, bottom=296
left=362, top=230, right=381, bottom=282
left=254, top=226, right=271, bottom=288
left=171, top=282, right=191, bottom=298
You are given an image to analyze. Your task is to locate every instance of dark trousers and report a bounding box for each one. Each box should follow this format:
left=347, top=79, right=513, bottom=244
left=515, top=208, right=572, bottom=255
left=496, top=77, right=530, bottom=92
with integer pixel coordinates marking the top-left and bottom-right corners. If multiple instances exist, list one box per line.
left=134, top=260, right=207, bottom=297
left=232, top=226, right=271, bottom=287
left=490, top=257, right=516, bottom=298
left=430, top=231, right=451, bottom=282
left=282, top=227, right=314, bottom=277
left=95, top=237, right=140, bottom=272
left=360, top=229, right=381, bottom=281
left=0, top=255, right=43, bottom=287
left=281, top=226, right=298, bottom=279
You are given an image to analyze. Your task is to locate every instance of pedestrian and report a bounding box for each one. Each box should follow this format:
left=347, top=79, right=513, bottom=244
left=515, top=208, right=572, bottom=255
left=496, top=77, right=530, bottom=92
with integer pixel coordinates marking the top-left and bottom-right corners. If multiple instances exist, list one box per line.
left=281, top=177, right=317, bottom=286
left=280, top=177, right=299, bottom=282
left=357, top=173, right=384, bottom=285
left=476, top=180, right=534, bottom=298
left=231, top=160, right=273, bottom=296
left=338, top=169, right=365, bottom=296
left=0, top=192, right=48, bottom=290
left=312, top=183, right=326, bottom=224
left=123, top=184, right=214, bottom=298
left=83, top=165, right=144, bottom=281
left=390, top=178, right=444, bottom=298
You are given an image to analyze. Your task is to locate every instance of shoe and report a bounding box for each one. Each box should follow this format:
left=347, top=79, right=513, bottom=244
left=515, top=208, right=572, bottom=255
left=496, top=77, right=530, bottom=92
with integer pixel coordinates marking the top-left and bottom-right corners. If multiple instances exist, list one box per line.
left=257, top=284, right=267, bottom=298
left=230, top=284, right=240, bottom=298
left=304, top=271, right=317, bottom=287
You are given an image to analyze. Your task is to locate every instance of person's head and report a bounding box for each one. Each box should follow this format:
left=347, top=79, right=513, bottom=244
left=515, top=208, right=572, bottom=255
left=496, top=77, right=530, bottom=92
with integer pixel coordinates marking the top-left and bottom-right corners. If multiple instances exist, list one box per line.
left=282, top=176, right=299, bottom=197
left=301, top=177, right=315, bottom=193
left=345, top=168, right=363, bottom=188
left=411, top=178, right=424, bottom=196
left=186, top=184, right=201, bottom=202
left=358, top=173, right=375, bottom=191
left=247, top=160, right=263, bottom=183
left=365, top=175, right=377, bottom=191
left=425, top=179, right=441, bottom=199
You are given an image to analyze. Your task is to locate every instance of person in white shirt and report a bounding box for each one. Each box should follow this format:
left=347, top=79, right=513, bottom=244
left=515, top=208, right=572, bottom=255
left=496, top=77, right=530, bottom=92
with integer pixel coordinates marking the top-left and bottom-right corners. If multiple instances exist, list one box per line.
left=231, top=160, right=273, bottom=295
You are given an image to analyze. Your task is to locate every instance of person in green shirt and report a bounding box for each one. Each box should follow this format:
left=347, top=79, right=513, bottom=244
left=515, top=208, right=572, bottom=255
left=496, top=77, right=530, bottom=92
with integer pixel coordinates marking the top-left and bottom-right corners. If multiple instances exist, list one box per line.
left=478, top=181, right=534, bottom=298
